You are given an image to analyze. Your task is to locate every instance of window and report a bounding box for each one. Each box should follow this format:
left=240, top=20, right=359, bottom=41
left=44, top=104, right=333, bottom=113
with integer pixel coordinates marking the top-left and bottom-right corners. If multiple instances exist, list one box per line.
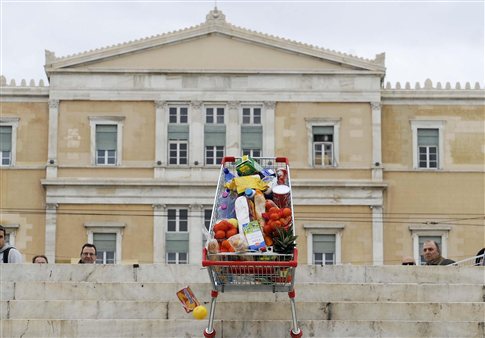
left=96, top=125, right=117, bottom=165
left=169, top=141, right=188, bottom=165
left=242, top=107, right=262, bottom=125
left=205, top=145, right=224, bottom=165
left=411, top=120, right=445, bottom=169
left=89, top=117, right=124, bottom=166
left=0, top=118, right=19, bottom=167
left=242, top=148, right=261, bottom=158
left=418, top=129, right=438, bottom=168
left=85, top=221, right=124, bottom=264
left=409, top=225, right=450, bottom=266
left=306, top=119, right=340, bottom=168
left=304, top=224, right=344, bottom=265
left=1, top=224, right=18, bottom=246
left=169, top=106, right=188, bottom=124
left=204, top=209, right=212, bottom=232
left=313, top=234, right=336, bottom=265
left=166, top=208, right=189, bottom=264
left=93, top=233, right=116, bottom=264
left=206, top=107, right=225, bottom=124
left=313, top=126, right=334, bottom=166
left=0, top=126, right=12, bottom=166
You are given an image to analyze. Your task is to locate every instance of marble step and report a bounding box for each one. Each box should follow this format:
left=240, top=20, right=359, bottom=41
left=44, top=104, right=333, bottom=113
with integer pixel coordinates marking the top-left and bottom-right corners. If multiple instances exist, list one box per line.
left=3, top=300, right=484, bottom=321
left=4, top=281, right=484, bottom=303
left=2, top=319, right=483, bottom=338
left=2, top=264, right=484, bottom=284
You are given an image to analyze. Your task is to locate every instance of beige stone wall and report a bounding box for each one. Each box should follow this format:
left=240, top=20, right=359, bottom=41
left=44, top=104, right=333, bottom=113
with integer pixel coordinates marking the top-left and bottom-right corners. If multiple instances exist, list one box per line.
left=276, top=102, right=373, bottom=169
left=383, top=171, right=485, bottom=264
left=1, top=102, right=49, bottom=164
left=0, top=170, right=46, bottom=262
left=296, top=205, right=373, bottom=265
left=291, top=168, right=371, bottom=180
left=58, top=101, right=155, bottom=171
left=56, top=204, right=153, bottom=263
left=57, top=168, right=154, bottom=178
left=382, top=104, right=485, bottom=168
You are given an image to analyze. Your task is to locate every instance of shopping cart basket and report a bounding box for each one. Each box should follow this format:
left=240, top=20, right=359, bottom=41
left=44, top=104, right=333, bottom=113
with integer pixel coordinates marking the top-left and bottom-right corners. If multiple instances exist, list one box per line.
left=202, top=156, right=302, bottom=338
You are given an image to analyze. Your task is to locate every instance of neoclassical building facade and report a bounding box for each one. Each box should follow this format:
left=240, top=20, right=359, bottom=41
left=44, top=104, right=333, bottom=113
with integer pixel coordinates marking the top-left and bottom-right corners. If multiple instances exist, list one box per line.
left=1, top=9, right=483, bottom=265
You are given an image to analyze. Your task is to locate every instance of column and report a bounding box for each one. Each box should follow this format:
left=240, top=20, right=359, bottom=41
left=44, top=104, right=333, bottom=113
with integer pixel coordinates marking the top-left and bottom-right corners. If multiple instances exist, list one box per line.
left=263, top=101, right=276, bottom=157
left=190, top=101, right=204, bottom=165
left=372, top=206, right=384, bottom=265
left=152, top=204, right=166, bottom=263
left=188, top=204, right=204, bottom=265
left=44, top=203, right=58, bottom=263
left=371, top=102, right=383, bottom=181
left=226, top=101, right=240, bottom=156
left=47, top=99, right=59, bottom=178
left=154, top=101, right=167, bottom=179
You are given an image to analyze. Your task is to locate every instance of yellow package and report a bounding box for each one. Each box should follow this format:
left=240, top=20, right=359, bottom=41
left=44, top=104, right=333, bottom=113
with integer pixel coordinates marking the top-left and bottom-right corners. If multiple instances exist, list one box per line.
left=226, top=175, right=268, bottom=194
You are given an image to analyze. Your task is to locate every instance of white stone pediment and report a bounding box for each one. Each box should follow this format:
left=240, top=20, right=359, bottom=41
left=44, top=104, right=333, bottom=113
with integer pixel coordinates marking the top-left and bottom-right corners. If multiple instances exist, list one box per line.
left=45, top=9, right=385, bottom=76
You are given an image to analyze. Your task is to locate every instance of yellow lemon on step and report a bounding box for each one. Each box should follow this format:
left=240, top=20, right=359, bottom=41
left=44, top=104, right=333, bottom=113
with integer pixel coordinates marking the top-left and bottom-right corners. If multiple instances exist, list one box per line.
left=193, top=305, right=207, bottom=320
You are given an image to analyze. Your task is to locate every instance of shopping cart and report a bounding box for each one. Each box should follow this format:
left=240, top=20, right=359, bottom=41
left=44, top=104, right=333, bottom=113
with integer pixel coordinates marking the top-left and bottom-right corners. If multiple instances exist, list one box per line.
left=202, top=156, right=302, bottom=338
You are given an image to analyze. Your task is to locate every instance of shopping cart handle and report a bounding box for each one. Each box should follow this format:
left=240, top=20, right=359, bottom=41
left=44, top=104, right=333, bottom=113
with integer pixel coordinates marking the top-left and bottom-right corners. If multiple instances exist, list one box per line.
left=275, top=157, right=289, bottom=164
left=222, top=156, right=235, bottom=165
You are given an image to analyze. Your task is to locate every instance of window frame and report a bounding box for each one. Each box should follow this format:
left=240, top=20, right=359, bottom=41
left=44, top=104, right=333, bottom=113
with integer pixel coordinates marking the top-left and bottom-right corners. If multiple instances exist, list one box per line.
left=409, top=225, right=451, bottom=266
left=167, top=208, right=189, bottom=232
left=205, top=145, right=225, bottom=166
left=306, top=119, right=340, bottom=168
left=166, top=208, right=189, bottom=264
left=89, top=117, right=125, bottom=166
left=304, top=224, right=344, bottom=265
left=84, top=221, right=125, bottom=264
left=1, top=224, right=19, bottom=246
left=410, top=120, right=445, bottom=170
left=168, top=140, right=188, bottom=165
left=168, top=106, right=189, bottom=124
left=205, top=106, right=225, bottom=125
left=0, top=118, right=19, bottom=167
left=166, top=252, right=188, bottom=264
left=241, top=106, right=262, bottom=125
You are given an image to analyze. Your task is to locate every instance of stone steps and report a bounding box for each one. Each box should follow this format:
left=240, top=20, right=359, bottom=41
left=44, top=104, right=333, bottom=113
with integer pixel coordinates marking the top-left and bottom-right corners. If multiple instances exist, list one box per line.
left=2, top=319, right=483, bottom=338
left=5, top=281, right=484, bottom=302
left=2, top=300, right=483, bottom=321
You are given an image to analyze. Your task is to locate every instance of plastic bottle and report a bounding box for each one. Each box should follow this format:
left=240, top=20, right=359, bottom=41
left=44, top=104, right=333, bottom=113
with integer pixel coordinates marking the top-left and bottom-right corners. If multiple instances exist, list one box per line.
left=217, top=189, right=236, bottom=219
left=244, top=188, right=256, bottom=199
left=223, top=168, right=235, bottom=183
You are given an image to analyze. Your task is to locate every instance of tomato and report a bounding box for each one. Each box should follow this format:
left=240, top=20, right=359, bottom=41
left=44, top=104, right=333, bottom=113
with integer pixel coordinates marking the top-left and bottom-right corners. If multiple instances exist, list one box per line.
left=270, top=213, right=280, bottom=220
left=282, top=208, right=292, bottom=217
left=269, top=207, right=280, bottom=214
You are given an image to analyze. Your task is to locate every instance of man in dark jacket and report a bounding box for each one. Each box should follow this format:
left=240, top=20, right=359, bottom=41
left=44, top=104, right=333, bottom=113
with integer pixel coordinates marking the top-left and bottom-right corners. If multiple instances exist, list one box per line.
left=423, top=240, right=455, bottom=265
left=0, top=225, right=23, bottom=263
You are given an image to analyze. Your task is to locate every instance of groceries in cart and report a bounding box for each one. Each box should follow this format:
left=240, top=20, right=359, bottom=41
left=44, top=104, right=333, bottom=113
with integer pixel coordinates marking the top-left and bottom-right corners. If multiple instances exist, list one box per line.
left=206, top=156, right=297, bottom=258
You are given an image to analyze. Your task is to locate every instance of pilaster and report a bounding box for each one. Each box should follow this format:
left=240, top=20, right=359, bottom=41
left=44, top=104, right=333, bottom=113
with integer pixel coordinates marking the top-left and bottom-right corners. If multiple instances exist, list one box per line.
left=263, top=101, right=276, bottom=157
left=154, top=101, right=167, bottom=179
left=190, top=101, right=204, bottom=165
left=371, top=102, right=383, bottom=181
left=372, top=205, right=384, bottom=265
left=47, top=99, right=59, bottom=178
left=226, top=101, right=241, bottom=156
left=152, top=204, right=166, bottom=263
left=44, top=203, right=58, bottom=263
left=188, top=204, right=204, bottom=265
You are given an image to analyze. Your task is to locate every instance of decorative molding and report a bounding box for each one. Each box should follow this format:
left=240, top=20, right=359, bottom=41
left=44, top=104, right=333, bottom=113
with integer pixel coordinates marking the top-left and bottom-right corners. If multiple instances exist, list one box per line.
left=152, top=204, right=166, bottom=210
left=190, top=101, right=203, bottom=110
left=45, top=203, right=58, bottom=210
left=227, top=101, right=240, bottom=110
left=263, top=101, right=276, bottom=110
left=48, top=99, right=59, bottom=109
left=155, top=100, right=167, bottom=110
left=370, top=102, right=381, bottom=110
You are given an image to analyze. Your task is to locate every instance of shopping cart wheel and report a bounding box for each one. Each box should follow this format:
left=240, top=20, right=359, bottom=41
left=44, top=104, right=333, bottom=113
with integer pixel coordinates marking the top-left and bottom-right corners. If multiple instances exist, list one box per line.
left=204, top=328, right=216, bottom=338
left=290, top=328, right=303, bottom=338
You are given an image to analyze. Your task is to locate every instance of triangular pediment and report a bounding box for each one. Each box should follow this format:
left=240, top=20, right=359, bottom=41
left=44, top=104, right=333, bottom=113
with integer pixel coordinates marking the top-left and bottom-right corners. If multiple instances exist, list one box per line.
left=45, top=9, right=385, bottom=75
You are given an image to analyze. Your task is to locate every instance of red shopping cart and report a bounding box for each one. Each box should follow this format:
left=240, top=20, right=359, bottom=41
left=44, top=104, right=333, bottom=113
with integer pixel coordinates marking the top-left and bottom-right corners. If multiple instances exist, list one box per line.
left=202, top=157, right=302, bottom=338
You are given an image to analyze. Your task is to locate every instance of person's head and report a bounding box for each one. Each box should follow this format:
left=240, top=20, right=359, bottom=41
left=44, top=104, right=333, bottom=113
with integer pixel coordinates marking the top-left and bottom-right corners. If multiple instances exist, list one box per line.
left=0, top=226, right=5, bottom=248
left=32, top=255, right=48, bottom=264
left=401, top=256, right=416, bottom=266
left=80, top=243, right=97, bottom=264
left=423, top=240, right=441, bottom=263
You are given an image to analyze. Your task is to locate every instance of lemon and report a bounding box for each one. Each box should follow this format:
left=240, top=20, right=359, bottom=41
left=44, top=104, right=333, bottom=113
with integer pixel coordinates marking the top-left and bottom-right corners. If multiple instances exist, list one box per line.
left=193, top=305, right=207, bottom=320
